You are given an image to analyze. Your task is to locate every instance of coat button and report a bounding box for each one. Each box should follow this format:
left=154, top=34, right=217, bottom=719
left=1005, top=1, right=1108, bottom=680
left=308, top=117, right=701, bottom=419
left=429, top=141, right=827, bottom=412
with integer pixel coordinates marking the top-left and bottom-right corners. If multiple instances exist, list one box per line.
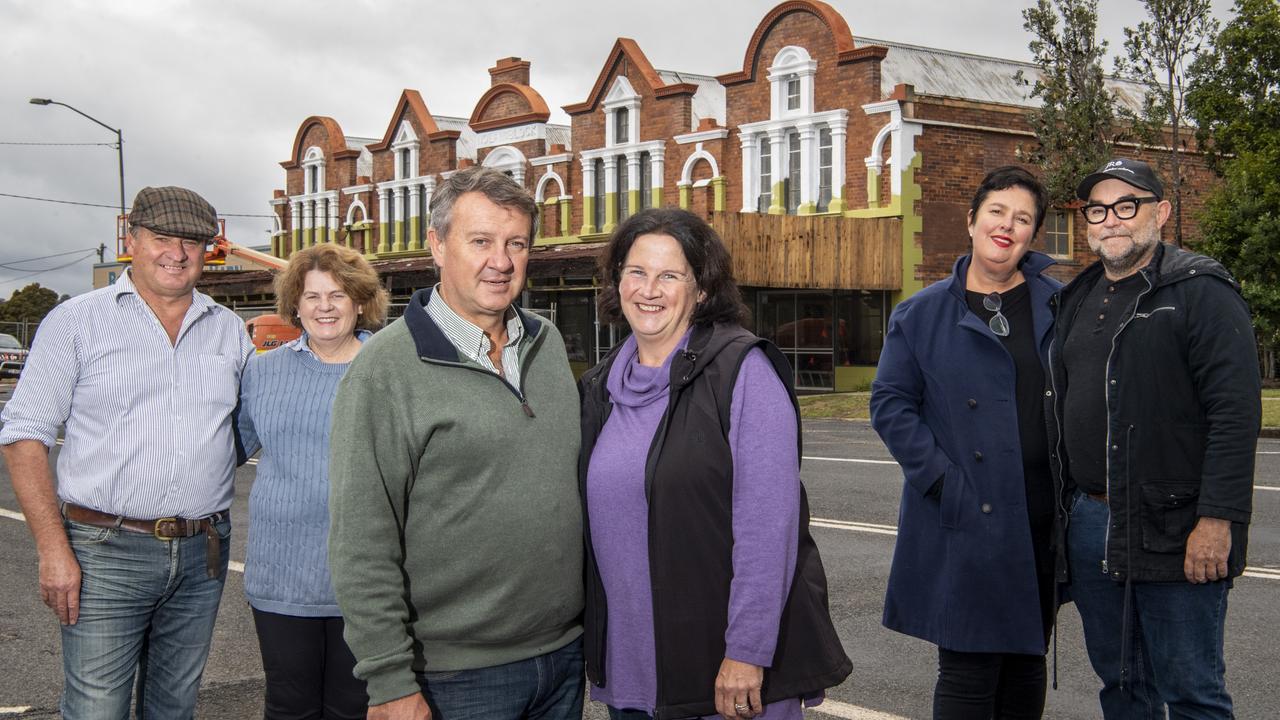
left=973, top=451, right=984, bottom=462
left=1044, top=390, right=1052, bottom=397
left=981, top=503, right=992, bottom=514
left=967, top=398, right=978, bottom=408
left=1110, top=379, right=1117, bottom=386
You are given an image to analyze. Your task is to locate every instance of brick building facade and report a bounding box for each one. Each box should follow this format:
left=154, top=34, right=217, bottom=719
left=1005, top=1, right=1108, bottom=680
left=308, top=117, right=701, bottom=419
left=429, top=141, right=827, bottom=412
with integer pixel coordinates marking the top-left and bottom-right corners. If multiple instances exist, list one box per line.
left=203, top=0, right=1218, bottom=390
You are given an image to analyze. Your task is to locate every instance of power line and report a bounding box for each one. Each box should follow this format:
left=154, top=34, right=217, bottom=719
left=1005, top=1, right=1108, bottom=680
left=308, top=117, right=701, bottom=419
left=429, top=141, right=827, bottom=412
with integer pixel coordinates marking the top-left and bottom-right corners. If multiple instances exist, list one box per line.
left=0, top=192, right=274, bottom=218
left=0, top=141, right=117, bottom=147
left=0, top=247, right=101, bottom=270
left=0, top=250, right=97, bottom=288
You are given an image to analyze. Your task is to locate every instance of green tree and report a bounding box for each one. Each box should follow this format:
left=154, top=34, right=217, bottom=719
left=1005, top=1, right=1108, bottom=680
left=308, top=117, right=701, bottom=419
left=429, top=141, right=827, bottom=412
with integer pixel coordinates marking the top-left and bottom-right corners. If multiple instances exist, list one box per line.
left=1017, top=0, right=1116, bottom=205
left=1187, top=0, right=1280, bottom=377
left=0, top=283, right=62, bottom=326
left=1186, top=0, right=1280, bottom=170
left=1115, top=0, right=1218, bottom=248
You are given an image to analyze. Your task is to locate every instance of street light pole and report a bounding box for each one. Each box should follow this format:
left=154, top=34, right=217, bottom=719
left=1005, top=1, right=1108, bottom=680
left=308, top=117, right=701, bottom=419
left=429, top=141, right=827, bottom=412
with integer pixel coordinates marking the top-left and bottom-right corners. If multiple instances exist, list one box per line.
left=28, top=98, right=126, bottom=220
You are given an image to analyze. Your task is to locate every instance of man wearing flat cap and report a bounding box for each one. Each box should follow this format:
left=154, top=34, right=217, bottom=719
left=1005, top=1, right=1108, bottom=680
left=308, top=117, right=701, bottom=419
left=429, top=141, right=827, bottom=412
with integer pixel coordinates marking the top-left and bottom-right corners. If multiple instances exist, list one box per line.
left=1046, top=159, right=1260, bottom=718
left=1, top=186, right=254, bottom=718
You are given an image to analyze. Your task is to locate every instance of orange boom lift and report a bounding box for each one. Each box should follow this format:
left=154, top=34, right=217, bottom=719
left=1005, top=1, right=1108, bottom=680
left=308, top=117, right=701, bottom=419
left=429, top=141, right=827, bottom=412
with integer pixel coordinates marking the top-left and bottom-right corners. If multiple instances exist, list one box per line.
left=116, top=216, right=300, bottom=352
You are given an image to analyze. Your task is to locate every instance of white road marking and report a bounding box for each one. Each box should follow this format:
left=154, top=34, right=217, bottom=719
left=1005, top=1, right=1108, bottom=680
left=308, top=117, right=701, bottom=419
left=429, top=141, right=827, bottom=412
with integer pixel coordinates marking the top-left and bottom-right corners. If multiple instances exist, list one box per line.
left=0, top=708, right=34, bottom=716
left=1258, top=486, right=1280, bottom=492
left=811, top=517, right=898, bottom=536
left=0, top=507, right=23, bottom=522
left=810, top=700, right=910, bottom=720
left=807, top=515, right=1280, bottom=582
left=805, top=456, right=899, bottom=465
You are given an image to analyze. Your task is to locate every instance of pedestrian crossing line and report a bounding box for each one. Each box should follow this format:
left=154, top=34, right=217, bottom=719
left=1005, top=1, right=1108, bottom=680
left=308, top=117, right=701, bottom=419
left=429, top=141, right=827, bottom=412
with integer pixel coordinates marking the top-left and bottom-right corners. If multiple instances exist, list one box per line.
left=0, top=708, right=33, bottom=716
left=810, top=700, right=910, bottom=720
left=0, top=507, right=23, bottom=522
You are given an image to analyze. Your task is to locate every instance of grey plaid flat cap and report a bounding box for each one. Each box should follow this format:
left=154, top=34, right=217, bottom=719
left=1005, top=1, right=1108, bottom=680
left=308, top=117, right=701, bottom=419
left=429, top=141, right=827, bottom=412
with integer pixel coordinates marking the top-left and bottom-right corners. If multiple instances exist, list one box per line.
left=127, top=186, right=219, bottom=240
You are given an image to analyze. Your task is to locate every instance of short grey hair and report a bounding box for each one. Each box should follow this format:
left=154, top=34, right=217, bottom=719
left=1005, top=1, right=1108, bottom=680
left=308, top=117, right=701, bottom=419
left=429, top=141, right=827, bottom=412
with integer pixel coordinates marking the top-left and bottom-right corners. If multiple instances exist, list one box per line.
left=429, top=166, right=538, bottom=241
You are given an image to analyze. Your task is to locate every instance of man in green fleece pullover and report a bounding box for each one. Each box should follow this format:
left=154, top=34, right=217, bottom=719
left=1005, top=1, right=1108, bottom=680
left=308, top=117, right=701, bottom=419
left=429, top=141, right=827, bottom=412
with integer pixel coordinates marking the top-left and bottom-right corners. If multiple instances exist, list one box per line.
left=328, top=168, right=584, bottom=720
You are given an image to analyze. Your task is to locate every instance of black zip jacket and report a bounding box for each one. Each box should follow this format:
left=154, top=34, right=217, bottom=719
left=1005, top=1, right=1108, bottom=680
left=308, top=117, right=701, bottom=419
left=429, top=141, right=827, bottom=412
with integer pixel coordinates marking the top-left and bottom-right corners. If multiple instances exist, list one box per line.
left=578, top=323, right=851, bottom=720
left=1046, top=243, right=1261, bottom=583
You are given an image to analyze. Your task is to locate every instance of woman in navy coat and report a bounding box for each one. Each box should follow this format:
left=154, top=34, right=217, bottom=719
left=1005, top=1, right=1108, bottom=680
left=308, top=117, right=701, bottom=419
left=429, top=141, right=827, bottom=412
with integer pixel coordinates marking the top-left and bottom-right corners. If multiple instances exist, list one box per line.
left=871, top=166, right=1062, bottom=719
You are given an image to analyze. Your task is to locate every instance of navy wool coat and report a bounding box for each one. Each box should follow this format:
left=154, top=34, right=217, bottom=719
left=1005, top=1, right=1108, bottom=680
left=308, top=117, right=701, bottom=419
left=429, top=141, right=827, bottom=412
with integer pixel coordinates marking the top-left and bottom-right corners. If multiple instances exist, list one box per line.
left=870, top=251, right=1060, bottom=655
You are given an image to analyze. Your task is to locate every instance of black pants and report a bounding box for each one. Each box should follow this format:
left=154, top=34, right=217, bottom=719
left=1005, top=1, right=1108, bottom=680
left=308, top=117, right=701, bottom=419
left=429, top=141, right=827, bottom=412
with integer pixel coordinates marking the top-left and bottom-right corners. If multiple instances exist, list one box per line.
left=934, top=648, right=1046, bottom=719
left=252, top=608, right=367, bottom=720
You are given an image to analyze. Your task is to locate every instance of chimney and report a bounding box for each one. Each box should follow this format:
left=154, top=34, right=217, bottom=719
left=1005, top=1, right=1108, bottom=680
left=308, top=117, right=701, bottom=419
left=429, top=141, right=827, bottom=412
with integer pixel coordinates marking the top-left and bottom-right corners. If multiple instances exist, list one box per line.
left=489, top=56, right=531, bottom=86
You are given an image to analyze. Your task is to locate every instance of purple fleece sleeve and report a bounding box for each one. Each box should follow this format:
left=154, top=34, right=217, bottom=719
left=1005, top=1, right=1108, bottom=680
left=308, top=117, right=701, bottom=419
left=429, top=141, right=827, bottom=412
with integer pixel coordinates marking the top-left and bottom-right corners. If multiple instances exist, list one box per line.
left=723, top=348, right=800, bottom=667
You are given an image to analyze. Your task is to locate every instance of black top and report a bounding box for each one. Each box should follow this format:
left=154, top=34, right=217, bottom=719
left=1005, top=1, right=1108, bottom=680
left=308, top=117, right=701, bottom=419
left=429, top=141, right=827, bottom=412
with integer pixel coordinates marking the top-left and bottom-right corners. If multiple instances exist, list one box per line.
left=965, top=283, right=1053, bottom=523
left=1060, top=272, right=1147, bottom=495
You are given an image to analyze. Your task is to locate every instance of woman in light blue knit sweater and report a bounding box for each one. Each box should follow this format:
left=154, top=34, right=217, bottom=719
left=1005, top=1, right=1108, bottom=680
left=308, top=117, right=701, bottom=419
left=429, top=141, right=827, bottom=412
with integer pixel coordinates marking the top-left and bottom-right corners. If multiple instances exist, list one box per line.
left=235, top=243, right=389, bottom=720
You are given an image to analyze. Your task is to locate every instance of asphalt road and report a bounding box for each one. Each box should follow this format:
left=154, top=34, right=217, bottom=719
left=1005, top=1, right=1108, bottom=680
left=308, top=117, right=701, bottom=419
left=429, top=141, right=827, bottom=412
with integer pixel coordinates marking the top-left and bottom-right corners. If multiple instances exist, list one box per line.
left=1, top=403, right=1277, bottom=718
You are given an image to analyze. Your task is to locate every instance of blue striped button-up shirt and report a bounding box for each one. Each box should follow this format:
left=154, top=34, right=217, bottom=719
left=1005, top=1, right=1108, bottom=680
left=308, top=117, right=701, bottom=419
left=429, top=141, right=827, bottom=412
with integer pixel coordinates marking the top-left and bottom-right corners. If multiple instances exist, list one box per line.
left=0, top=271, right=254, bottom=518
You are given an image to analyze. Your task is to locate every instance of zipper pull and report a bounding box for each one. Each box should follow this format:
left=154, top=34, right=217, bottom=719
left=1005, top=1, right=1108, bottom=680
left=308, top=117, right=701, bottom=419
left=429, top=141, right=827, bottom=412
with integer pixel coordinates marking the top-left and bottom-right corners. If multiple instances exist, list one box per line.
left=521, top=401, right=535, bottom=418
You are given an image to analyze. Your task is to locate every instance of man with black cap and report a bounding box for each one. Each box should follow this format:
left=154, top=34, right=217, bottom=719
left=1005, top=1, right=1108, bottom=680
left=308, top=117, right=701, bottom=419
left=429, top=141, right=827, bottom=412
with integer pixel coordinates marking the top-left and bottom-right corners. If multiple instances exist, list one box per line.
left=1, top=186, right=254, bottom=718
left=1046, top=159, right=1260, bottom=718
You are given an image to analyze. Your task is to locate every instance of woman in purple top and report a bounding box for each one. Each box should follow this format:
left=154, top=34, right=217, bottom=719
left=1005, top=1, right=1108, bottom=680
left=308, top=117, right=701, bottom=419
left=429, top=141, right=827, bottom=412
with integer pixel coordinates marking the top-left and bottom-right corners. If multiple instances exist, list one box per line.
left=579, top=208, right=850, bottom=720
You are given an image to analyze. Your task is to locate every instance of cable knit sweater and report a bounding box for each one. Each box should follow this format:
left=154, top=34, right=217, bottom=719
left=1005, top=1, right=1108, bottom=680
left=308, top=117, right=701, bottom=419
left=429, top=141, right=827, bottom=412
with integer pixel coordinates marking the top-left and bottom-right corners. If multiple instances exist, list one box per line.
left=234, top=332, right=367, bottom=616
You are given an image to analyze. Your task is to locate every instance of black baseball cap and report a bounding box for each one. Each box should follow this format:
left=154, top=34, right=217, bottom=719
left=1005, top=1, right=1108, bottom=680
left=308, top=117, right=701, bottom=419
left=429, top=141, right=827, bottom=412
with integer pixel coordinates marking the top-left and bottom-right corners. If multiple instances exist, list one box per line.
left=1076, top=158, right=1164, bottom=201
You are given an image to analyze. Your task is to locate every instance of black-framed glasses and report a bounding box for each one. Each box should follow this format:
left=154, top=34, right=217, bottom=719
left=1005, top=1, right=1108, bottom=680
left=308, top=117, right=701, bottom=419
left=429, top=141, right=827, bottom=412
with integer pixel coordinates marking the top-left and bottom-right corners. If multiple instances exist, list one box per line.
left=984, top=292, right=1009, bottom=337
left=1080, top=196, right=1160, bottom=224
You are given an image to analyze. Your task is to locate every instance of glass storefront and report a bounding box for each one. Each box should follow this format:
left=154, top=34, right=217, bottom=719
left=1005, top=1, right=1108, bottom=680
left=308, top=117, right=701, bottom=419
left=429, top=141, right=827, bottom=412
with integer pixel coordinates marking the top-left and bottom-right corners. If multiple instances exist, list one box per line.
left=524, top=284, right=887, bottom=391
left=747, top=288, right=887, bottom=391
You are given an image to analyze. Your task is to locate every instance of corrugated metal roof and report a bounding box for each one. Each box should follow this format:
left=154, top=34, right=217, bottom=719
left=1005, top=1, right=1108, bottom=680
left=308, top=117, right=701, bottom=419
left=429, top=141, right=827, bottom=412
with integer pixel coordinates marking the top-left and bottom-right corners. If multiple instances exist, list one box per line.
left=859, top=37, right=1146, bottom=113
left=344, top=136, right=379, bottom=178
left=433, top=115, right=477, bottom=160
left=658, top=70, right=727, bottom=130
left=547, top=124, right=573, bottom=150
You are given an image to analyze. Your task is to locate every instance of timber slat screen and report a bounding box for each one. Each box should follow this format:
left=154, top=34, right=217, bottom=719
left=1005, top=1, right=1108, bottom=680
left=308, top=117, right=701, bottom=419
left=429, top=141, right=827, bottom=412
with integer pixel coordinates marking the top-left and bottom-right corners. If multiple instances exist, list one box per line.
left=710, top=212, right=901, bottom=290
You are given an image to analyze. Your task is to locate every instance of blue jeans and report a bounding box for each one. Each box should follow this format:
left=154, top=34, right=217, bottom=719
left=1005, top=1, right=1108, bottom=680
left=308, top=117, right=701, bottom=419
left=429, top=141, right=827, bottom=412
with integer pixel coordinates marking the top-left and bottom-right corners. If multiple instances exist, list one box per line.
left=1067, top=491, right=1233, bottom=719
left=416, top=637, right=584, bottom=720
left=60, top=516, right=231, bottom=720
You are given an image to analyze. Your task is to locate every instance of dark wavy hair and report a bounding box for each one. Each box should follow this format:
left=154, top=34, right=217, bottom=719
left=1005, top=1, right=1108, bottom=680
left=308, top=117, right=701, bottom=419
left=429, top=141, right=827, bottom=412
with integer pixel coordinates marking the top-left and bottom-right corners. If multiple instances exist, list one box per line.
left=968, top=165, right=1051, bottom=236
left=597, top=208, right=748, bottom=327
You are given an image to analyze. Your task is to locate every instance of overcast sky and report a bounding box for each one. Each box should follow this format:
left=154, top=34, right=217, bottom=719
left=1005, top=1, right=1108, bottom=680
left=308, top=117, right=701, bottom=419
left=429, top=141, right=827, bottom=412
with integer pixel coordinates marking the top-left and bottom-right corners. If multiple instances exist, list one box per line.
left=0, top=0, right=1235, bottom=298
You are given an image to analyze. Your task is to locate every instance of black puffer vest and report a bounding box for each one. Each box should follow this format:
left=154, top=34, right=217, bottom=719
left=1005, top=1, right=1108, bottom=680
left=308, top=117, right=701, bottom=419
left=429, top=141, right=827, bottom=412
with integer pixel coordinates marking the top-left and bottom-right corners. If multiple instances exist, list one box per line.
left=578, top=322, right=851, bottom=719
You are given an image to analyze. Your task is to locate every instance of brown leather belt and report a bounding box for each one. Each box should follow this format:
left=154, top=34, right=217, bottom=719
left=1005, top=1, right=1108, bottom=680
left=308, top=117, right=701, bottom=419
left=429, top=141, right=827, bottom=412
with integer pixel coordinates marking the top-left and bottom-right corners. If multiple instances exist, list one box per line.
left=62, top=502, right=226, bottom=578
left=1086, top=492, right=1108, bottom=504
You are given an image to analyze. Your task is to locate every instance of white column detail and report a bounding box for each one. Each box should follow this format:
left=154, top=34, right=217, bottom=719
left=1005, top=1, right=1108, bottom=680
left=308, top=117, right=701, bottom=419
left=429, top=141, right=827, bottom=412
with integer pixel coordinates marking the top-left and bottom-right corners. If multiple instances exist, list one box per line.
left=739, top=132, right=757, bottom=212
left=798, top=122, right=817, bottom=209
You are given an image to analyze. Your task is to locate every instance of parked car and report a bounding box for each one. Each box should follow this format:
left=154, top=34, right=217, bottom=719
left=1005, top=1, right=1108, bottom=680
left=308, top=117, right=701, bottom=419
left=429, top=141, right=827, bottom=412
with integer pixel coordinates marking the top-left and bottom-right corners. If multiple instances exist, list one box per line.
left=0, top=333, right=27, bottom=378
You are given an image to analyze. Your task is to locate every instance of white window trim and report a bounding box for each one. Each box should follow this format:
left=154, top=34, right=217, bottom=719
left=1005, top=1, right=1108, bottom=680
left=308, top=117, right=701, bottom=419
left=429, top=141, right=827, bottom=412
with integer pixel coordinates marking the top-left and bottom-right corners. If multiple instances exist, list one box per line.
left=391, top=122, right=420, bottom=182
left=535, top=169, right=567, bottom=203
left=862, top=99, right=923, bottom=199
left=767, top=46, right=817, bottom=119
left=737, top=109, right=847, bottom=213
left=678, top=143, right=721, bottom=187
left=579, top=141, right=666, bottom=197
left=482, top=145, right=528, bottom=186
left=345, top=198, right=368, bottom=226
left=603, top=76, right=641, bottom=147
left=302, top=146, right=326, bottom=195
